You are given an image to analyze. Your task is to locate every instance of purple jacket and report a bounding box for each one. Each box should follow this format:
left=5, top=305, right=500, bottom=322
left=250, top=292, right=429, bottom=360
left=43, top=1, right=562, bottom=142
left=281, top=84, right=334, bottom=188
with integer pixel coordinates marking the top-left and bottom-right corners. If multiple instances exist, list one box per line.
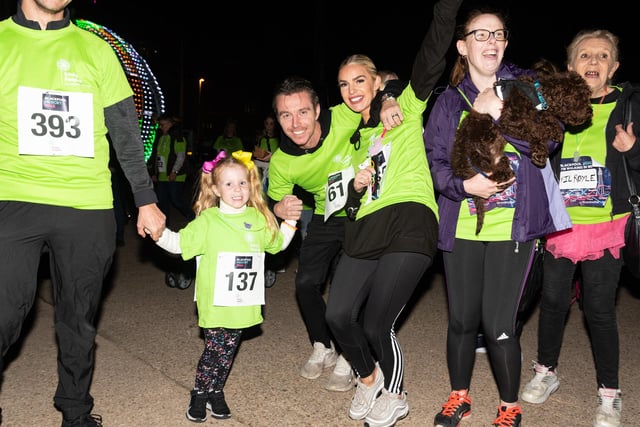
left=423, top=63, right=572, bottom=252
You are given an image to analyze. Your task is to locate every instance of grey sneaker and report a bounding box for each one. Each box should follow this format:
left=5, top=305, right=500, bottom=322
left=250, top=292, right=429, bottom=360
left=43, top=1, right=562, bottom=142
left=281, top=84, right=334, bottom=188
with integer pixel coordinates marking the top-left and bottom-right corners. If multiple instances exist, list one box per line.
left=300, top=342, right=338, bottom=379
left=364, top=389, right=409, bottom=427
left=349, top=363, right=384, bottom=420
left=593, top=387, right=622, bottom=427
left=325, top=354, right=355, bottom=392
left=520, top=362, right=559, bottom=404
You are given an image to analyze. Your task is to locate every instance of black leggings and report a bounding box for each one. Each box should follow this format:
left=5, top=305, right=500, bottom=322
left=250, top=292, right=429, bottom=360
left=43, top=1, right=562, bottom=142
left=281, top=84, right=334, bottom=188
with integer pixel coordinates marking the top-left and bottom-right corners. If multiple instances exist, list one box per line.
left=537, top=250, right=621, bottom=388
left=442, top=239, right=533, bottom=403
left=326, top=252, right=431, bottom=394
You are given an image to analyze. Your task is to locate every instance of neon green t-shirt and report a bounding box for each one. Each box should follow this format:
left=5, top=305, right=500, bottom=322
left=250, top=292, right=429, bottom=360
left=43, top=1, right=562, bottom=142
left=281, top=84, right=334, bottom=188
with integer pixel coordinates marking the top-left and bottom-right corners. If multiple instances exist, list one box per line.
left=354, top=84, right=439, bottom=221
left=179, top=207, right=283, bottom=329
left=213, top=136, right=244, bottom=155
left=0, top=19, right=134, bottom=209
left=268, top=103, right=362, bottom=216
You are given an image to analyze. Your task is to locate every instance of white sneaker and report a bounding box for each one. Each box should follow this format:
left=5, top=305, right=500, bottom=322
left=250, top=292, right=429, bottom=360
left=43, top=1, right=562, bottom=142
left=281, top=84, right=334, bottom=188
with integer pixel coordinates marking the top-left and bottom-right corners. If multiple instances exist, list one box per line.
left=364, top=389, right=409, bottom=427
left=300, top=342, right=337, bottom=380
left=349, top=363, right=384, bottom=420
left=325, top=354, right=354, bottom=392
left=520, top=362, right=560, bottom=404
left=594, top=387, right=622, bottom=427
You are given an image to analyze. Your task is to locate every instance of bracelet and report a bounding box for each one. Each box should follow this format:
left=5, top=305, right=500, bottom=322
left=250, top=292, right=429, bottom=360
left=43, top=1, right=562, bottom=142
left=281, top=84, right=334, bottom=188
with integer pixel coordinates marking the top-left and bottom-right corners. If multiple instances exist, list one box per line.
left=282, top=220, right=297, bottom=231
left=381, top=93, right=396, bottom=103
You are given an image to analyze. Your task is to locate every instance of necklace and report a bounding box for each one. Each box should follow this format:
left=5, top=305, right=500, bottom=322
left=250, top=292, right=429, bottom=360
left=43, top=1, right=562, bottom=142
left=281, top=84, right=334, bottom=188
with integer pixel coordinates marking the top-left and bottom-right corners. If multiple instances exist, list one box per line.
left=574, top=88, right=608, bottom=162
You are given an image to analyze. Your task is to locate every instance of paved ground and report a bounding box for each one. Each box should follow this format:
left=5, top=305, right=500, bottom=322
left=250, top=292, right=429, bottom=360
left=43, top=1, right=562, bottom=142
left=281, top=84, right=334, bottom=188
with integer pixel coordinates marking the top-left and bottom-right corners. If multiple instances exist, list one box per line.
left=1, top=220, right=639, bottom=427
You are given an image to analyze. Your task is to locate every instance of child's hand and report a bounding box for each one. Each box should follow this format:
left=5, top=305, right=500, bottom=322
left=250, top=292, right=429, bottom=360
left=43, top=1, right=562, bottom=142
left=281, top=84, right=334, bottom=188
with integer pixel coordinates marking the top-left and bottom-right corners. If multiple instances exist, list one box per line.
left=354, top=167, right=374, bottom=193
left=274, top=195, right=303, bottom=221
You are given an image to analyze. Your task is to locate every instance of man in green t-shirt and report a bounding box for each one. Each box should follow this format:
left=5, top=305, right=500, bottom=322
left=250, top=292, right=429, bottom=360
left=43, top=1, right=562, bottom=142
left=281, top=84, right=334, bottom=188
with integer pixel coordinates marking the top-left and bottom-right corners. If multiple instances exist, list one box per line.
left=0, top=1, right=165, bottom=426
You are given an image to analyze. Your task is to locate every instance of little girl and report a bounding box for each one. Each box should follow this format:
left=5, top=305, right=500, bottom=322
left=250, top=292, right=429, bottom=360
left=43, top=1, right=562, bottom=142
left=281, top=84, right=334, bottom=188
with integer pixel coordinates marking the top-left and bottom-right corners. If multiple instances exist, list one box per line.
left=155, top=150, right=296, bottom=423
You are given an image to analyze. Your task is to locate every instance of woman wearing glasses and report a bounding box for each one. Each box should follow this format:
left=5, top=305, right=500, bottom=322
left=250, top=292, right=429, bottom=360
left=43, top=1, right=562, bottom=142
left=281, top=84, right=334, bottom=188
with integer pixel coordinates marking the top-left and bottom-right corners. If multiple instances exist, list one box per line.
left=423, top=8, right=571, bottom=427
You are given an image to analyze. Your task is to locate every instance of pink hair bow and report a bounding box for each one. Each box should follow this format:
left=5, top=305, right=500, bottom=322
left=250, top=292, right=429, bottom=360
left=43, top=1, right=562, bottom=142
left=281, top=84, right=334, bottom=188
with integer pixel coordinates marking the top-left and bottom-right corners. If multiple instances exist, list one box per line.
left=202, top=150, right=227, bottom=174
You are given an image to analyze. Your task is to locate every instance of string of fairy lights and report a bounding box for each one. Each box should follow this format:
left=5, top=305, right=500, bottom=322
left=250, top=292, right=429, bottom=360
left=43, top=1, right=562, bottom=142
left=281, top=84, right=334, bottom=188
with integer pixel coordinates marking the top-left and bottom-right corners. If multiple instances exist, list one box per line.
left=75, top=19, right=165, bottom=161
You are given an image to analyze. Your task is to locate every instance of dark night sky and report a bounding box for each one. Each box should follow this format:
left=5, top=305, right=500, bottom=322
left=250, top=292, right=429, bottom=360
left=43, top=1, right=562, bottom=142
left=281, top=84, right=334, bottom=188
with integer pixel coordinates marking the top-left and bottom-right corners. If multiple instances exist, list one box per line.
left=1, top=1, right=637, bottom=139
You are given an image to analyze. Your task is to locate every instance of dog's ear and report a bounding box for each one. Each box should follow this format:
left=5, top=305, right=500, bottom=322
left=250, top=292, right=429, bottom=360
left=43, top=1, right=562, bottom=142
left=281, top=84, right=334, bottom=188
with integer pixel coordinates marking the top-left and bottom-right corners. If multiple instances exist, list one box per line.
left=540, top=71, right=593, bottom=127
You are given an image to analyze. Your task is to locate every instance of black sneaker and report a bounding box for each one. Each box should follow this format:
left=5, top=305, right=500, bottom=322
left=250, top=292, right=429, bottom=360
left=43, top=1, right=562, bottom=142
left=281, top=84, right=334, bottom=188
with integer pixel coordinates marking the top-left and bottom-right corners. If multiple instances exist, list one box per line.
left=434, top=390, right=471, bottom=427
left=186, top=389, right=208, bottom=423
left=61, top=414, right=103, bottom=427
left=492, top=405, right=521, bottom=427
left=265, top=270, right=276, bottom=288
left=207, top=390, right=231, bottom=419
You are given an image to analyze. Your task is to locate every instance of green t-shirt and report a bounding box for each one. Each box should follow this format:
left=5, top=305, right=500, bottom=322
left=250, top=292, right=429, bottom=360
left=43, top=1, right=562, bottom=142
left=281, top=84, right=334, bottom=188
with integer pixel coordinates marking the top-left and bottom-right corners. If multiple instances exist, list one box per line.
left=258, top=136, right=279, bottom=153
left=268, top=103, right=362, bottom=216
left=179, top=207, right=283, bottom=329
left=0, top=19, right=134, bottom=209
left=354, top=84, right=439, bottom=221
left=213, top=136, right=244, bottom=155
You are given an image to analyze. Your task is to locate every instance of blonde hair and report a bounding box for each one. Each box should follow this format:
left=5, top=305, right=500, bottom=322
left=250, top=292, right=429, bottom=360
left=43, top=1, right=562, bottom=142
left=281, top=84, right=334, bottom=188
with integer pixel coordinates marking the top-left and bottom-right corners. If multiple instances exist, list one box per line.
left=338, top=54, right=378, bottom=79
left=193, top=156, right=280, bottom=242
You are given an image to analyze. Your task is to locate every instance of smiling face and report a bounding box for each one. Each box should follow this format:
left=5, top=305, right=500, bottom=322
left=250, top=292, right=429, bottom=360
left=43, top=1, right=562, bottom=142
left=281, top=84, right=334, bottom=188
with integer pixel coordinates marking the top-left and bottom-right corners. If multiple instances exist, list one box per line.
left=567, top=36, right=619, bottom=98
left=213, top=163, right=250, bottom=209
left=456, top=13, right=509, bottom=82
left=338, top=64, right=380, bottom=114
left=337, top=55, right=382, bottom=123
left=275, top=90, right=321, bottom=151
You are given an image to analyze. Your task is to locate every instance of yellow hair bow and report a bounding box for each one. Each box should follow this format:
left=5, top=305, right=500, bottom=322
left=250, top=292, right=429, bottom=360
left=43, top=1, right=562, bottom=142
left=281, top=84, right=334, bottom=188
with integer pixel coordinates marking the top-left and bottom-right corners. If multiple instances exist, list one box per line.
left=232, top=150, right=254, bottom=171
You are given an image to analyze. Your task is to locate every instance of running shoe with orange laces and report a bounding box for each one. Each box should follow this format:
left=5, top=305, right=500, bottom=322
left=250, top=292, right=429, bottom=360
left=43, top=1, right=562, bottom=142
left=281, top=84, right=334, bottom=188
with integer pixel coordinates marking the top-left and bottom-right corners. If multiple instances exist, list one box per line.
left=434, top=390, right=471, bottom=427
left=492, top=405, right=522, bottom=427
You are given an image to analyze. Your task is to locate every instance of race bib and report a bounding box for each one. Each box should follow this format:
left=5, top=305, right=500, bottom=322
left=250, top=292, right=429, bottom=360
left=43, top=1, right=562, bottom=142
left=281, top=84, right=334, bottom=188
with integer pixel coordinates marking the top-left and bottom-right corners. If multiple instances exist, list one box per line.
left=361, top=140, right=392, bottom=206
left=213, top=252, right=265, bottom=306
left=17, top=86, right=94, bottom=157
left=324, top=166, right=354, bottom=221
left=559, top=156, right=610, bottom=208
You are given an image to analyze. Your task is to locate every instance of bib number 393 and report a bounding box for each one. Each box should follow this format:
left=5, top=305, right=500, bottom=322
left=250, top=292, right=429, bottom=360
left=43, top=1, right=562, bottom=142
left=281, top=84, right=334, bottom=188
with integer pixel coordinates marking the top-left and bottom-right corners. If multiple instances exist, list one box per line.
left=17, top=86, right=95, bottom=157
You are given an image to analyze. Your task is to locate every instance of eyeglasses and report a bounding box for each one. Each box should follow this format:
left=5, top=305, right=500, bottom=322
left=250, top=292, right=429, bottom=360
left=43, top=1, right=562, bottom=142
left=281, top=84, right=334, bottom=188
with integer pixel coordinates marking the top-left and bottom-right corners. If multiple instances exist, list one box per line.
left=464, top=29, right=509, bottom=42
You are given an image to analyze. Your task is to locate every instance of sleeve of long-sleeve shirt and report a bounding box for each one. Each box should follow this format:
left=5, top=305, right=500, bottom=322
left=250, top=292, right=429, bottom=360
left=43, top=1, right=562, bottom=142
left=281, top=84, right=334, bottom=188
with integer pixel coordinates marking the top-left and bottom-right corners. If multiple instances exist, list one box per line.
left=105, top=96, right=158, bottom=207
left=279, top=220, right=297, bottom=250
left=156, top=228, right=182, bottom=254
left=411, top=0, right=463, bottom=101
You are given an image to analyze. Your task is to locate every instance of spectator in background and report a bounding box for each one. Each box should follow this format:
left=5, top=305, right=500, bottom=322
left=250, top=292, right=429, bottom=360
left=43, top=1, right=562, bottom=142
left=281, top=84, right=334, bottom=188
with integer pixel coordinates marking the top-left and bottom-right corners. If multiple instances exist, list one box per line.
left=214, top=118, right=244, bottom=156
left=0, top=1, right=166, bottom=426
left=148, top=113, right=196, bottom=290
left=148, top=113, right=195, bottom=227
left=378, top=70, right=399, bottom=87
left=256, top=112, right=280, bottom=156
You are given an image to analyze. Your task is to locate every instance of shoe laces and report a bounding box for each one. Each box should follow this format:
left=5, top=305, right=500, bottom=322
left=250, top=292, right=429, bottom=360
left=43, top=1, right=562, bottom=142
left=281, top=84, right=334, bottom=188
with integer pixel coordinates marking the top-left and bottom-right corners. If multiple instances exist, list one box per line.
left=597, top=388, right=622, bottom=413
left=441, top=390, right=470, bottom=416
left=493, top=405, right=521, bottom=426
left=333, top=355, right=352, bottom=375
left=308, top=342, right=331, bottom=363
